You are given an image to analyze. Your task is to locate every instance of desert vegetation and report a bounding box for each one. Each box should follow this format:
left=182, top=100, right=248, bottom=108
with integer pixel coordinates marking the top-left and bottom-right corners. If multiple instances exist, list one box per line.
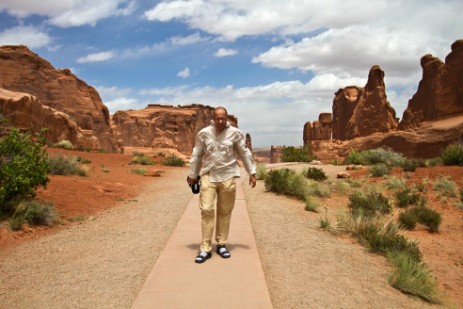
left=0, top=126, right=53, bottom=229
left=262, top=144, right=463, bottom=304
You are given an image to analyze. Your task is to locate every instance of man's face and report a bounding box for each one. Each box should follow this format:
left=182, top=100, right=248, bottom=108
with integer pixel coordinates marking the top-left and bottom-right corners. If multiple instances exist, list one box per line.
left=213, top=109, right=227, bottom=132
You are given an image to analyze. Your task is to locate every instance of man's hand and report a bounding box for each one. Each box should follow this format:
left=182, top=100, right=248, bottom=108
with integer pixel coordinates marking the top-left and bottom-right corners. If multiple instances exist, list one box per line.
left=187, top=176, right=197, bottom=186
left=249, top=174, right=257, bottom=188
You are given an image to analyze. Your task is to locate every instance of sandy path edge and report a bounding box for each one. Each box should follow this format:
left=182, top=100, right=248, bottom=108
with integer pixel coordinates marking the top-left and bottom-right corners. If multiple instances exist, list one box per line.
left=0, top=168, right=192, bottom=309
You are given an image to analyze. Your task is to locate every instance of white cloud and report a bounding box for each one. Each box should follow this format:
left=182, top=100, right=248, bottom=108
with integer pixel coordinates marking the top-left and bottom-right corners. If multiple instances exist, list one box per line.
left=177, top=67, right=191, bottom=78
left=214, top=48, right=238, bottom=57
left=105, top=97, right=139, bottom=113
left=77, top=51, right=114, bottom=63
left=0, top=25, right=52, bottom=48
left=138, top=80, right=342, bottom=147
left=119, top=33, right=208, bottom=59
left=0, top=0, right=135, bottom=27
left=169, top=32, right=207, bottom=46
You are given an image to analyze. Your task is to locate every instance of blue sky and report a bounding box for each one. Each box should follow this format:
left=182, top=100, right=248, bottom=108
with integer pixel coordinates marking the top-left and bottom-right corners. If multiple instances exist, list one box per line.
left=0, top=0, right=462, bottom=147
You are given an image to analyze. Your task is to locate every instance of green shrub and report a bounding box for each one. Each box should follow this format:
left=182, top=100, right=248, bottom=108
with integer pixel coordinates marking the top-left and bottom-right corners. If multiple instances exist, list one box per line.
left=10, top=199, right=55, bottom=230
left=129, top=153, right=155, bottom=165
left=413, top=207, right=442, bottom=232
left=358, top=223, right=422, bottom=262
left=256, top=164, right=267, bottom=180
left=384, top=176, right=406, bottom=190
left=304, top=167, right=327, bottom=181
left=131, top=168, right=146, bottom=175
left=348, top=191, right=392, bottom=218
left=426, top=157, right=442, bottom=167
left=440, top=143, right=463, bottom=166
left=0, top=128, right=50, bottom=212
left=48, top=154, right=88, bottom=176
left=402, top=159, right=420, bottom=172
left=433, top=176, right=457, bottom=197
left=162, top=155, right=185, bottom=166
left=265, top=168, right=294, bottom=194
left=76, top=156, right=92, bottom=164
left=307, top=180, right=332, bottom=198
left=346, top=178, right=362, bottom=188
left=395, top=188, right=420, bottom=208
left=347, top=147, right=406, bottom=167
left=319, top=217, right=331, bottom=230
left=398, top=209, right=418, bottom=230
left=399, top=206, right=442, bottom=232
left=369, top=163, right=391, bottom=177
left=281, top=145, right=314, bottom=162
left=388, top=252, right=441, bottom=304
left=264, top=168, right=307, bottom=200
left=345, top=148, right=367, bottom=165
left=304, top=196, right=319, bottom=212
left=51, top=140, right=74, bottom=150
left=333, top=180, right=351, bottom=195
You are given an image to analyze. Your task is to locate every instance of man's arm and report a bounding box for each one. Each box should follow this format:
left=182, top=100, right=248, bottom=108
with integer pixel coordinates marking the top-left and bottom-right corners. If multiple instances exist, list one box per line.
left=234, top=132, right=257, bottom=187
left=188, top=133, right=205, bottom=184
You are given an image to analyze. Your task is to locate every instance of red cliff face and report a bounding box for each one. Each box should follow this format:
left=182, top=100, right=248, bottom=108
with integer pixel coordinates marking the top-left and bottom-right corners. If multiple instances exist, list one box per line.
left=400, top=40, right=463, bottom=129
left=111, top=104, right=239, bottom=154
left=0, top=45, right=119, bottom=152
left=0, top=88, right=103, bottom=150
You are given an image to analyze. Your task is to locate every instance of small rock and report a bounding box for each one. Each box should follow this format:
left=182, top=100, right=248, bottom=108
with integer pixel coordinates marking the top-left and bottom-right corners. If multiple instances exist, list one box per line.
left=337, top=171, right=351, bottom=179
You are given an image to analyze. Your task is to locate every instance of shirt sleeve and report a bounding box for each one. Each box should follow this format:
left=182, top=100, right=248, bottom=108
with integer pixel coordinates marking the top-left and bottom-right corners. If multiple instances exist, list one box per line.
left=189, top=132, right=205, bottom=179
left=234, top=131, right=256, bottom=175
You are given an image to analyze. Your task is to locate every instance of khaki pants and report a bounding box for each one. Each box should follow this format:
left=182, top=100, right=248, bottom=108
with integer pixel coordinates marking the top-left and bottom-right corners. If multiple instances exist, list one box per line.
left=199, top=174, right=237, bottom=252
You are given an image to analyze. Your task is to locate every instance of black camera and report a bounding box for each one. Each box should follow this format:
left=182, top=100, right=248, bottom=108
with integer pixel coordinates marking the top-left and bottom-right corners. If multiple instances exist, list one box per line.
left=188, top=176, right=201, bottom=194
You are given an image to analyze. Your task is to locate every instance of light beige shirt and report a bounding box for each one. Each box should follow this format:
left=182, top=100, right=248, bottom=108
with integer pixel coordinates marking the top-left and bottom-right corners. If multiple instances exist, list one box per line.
left=189, top=121, right=256, bottom=182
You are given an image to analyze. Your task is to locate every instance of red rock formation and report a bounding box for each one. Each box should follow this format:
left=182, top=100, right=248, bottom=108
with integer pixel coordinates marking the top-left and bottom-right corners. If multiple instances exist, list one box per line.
left=319, top=113, right=332, bottom=140
left=303, top=121, right=312, bottom=146
left=0, top=88, right=103, bottom=149
left=346, top=66, right=398, bottom=139
left=332, top=86, right=361, bottom=140
left=111, top=104, right=239, bottom=154
left=303, top=113, right=332, bottom=145
left=0, top=45, right=119, bottom=152
left=400, top=40, right=463, bottom=129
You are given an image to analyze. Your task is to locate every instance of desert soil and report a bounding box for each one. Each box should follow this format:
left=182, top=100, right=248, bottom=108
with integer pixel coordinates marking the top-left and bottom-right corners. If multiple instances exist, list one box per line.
left=0, top=149, right=462, bottom=308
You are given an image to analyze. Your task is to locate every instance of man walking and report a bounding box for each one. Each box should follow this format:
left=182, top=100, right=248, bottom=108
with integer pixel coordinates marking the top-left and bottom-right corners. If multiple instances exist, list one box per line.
left=187, top=106, right=257, bottom=263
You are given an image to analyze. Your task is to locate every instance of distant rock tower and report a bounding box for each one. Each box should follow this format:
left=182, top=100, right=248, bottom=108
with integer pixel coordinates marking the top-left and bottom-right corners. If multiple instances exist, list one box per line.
left=303, top=113, right=332, bottom=146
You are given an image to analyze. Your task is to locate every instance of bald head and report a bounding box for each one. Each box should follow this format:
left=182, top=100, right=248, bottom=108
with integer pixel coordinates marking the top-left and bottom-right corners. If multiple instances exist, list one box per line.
left=212, top=106, right=228, bottom=132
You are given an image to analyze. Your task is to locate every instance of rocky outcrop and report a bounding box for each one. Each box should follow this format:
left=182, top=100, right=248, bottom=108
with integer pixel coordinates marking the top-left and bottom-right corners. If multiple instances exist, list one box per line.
left=332, top=66, right=398, bottom=141
left=346, top=66, right=398, bottom=139
left=400, top=40, right=463, bottom=129
left=304, top=113, right=332, bottom=145
left=0, top=45, right=119, bottom=152
left=111, top=104, right=239, bottom=154
left=332, top=86, right=361, bottom=140
left=0, top=88, right=104, bottom=149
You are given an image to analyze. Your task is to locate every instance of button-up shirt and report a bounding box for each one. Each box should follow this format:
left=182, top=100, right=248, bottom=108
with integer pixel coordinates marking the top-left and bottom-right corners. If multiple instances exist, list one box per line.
left=189, top=121, right=256, bottom=182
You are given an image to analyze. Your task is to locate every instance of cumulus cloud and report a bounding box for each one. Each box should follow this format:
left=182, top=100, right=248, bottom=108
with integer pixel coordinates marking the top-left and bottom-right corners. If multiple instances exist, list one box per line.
left=177, top=67, right=191, bottom=78
left=0, top=25, right=52, bottom=48
left=214, top=48, right=238, bottom=57
left=77, top=51, right=115, bottom=63
left=0, top=0, right=135, bottom=27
